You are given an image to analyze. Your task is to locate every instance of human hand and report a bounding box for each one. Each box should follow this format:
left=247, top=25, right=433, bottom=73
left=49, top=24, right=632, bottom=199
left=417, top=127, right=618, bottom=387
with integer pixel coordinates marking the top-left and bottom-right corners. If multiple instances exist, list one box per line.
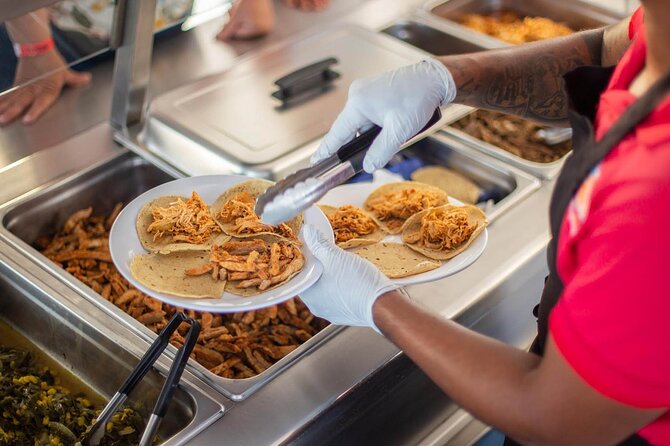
left=216, top=0, right=275, bottom=41
left=311, top=59, right=456, bottom=173
left=0, top=49, right=91, bottom=126
left=299, top=225, right=400, bottom=331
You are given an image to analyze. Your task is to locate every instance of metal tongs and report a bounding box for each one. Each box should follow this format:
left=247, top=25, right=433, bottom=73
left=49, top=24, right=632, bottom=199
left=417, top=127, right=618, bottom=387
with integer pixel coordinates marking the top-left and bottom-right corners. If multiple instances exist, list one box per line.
left=256, top=108, right=443, bottom=225
left=81, top=313, right=200, bottom=446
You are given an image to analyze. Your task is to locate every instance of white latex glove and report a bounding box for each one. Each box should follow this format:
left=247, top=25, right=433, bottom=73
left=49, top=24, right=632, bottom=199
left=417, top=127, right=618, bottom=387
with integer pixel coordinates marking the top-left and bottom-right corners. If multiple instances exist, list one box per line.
left=300, top=225, right=401, bottom=331
left=311, top=59, right=456, bottom=173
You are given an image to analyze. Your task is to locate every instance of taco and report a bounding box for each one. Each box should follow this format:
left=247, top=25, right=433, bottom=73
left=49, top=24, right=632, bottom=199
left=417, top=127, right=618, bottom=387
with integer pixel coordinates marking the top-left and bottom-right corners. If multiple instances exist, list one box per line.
left=364, top=182, right=449, bottom=234
left=352, top=242, right=441, bottom=279
left=411, top=166, right=481, bottom=204
left=319, top=204, right=384, bottom=249
left=130, top=250, right=226, bottom=298
left=401, top=204, right=488, bottom=260
left=136, top=192, right=229, bottom=254
left=211, top=179, right=303, bottom=240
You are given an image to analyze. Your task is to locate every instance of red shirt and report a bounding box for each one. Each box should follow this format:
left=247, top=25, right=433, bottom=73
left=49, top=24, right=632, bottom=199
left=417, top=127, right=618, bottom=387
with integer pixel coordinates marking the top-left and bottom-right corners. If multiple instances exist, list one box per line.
left=550, top=8, right=670, bottom=445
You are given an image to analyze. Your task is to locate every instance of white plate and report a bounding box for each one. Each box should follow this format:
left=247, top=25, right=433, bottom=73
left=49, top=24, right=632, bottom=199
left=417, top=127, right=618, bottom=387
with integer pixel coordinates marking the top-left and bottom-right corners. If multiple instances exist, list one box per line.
left=320, top=183, right=488, bottom=286
left=109, top=175, right=333, bottom=313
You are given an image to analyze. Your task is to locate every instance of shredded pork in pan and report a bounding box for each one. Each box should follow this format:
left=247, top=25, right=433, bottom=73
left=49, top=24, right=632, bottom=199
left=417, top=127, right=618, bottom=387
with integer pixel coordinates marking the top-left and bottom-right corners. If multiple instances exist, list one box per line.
left=217, top=191, right=295, bottom=239
left=36, top=205, right=327, bottom=379
left=147, top=191, right=221, bottom=244
left=328, top=205, right=377, bottom=243
left=460, top=11, right=574, bottom=44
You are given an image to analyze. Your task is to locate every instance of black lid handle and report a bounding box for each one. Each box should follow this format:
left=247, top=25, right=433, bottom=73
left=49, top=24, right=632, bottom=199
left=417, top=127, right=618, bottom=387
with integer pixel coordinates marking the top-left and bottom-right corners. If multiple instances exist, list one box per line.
left=272, top=57, right=340, bottom=103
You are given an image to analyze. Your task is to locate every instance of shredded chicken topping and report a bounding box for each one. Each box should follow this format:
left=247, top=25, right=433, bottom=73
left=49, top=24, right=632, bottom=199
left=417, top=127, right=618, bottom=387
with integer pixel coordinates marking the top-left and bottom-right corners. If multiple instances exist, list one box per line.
left=366, top=188, right=446, bottom=232
left=327, top=205, right=377, bottom=243
left=405, top=207, right=476, bottom=251
left=186, top=239, right=304, bottom=292
left=218, top=192, right=295, bottom=239
left=147, top=191, right=220, bottom=244
left=460, top=12, right=573, bottom=45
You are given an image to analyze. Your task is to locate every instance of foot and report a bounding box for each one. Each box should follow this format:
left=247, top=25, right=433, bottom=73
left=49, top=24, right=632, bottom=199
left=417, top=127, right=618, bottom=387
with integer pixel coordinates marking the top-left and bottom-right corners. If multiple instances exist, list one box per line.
left=216, top=0, right=276, bottom=41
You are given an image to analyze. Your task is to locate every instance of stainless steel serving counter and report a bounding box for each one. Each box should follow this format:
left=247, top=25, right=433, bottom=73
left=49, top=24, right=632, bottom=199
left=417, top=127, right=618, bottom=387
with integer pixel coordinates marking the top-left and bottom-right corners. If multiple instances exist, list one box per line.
left=0, top=0, right=580, bottom=444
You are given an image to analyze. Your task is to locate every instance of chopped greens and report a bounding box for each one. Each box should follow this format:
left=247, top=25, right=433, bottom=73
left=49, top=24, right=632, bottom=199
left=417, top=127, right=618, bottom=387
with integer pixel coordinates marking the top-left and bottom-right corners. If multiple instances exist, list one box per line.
left=0, top=346, right=143, bottom=445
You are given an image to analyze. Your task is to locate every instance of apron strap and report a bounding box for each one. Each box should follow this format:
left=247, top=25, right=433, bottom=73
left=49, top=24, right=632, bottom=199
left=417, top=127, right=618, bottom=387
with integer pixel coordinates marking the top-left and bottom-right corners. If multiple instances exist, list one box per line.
left=550, top=70, right=670, bottom=247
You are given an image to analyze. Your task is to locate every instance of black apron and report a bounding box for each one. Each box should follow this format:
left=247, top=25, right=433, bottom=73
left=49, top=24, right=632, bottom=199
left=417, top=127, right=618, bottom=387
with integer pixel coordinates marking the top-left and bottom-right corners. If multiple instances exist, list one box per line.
left=504, top=65, right=670, bottom=446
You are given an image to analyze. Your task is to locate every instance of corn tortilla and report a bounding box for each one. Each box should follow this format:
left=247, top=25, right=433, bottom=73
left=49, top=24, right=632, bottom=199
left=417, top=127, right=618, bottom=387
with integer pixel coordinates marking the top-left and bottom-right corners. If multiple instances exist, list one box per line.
left=411, top=166, right=481, bottom=204
left=353, top=242, right=441, bottom=278
left=318, top=204, right=384, bottom=249
left=136, top=195, right=229, bottom=254
left=211, top=179, right=303, bottom=240
left=402, top=204, right=488, bottom=260
left=130, top=251, right=226, bottom=298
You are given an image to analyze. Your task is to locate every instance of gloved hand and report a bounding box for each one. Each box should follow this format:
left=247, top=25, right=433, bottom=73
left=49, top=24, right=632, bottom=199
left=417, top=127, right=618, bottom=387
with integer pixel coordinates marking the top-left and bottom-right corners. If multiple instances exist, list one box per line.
left=300, top=225, right=401, bottom=331
left=311, top=59, right=457, bottom=173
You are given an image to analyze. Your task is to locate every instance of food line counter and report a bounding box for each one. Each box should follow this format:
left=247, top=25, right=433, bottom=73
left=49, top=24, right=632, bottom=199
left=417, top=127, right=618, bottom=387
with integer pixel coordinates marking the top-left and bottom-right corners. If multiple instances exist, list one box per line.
left=0, top=0, right=625, bottom=444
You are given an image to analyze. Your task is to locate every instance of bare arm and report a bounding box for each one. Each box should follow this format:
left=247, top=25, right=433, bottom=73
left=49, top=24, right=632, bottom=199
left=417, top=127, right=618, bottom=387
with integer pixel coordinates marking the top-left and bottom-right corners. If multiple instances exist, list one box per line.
left=373, top=291, right=663, bottom=446
left=5, top=9, right=52, bottom=44
left=439, top=17, right=633, bottom=126
left=0, top=9, right=90, bottom=125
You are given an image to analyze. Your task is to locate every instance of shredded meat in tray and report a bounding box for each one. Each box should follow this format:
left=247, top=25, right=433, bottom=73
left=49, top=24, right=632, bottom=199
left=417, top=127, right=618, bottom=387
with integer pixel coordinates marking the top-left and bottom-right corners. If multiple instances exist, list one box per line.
left=36, top=205, right=327, bottom=379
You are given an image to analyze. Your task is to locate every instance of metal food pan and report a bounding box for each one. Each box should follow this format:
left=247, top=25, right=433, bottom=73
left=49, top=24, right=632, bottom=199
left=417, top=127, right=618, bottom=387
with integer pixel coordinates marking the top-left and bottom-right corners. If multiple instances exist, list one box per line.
left=400, top=133, right=540, bottom=221
left=382, top=19, right=492, bottom=55
left=0, top=256, right=223, bottom=445
left=423, top=0, right=623, bottom=45
left=0, top=151, right=339, bottom=401
left=442, top=123, right=567, bottom=180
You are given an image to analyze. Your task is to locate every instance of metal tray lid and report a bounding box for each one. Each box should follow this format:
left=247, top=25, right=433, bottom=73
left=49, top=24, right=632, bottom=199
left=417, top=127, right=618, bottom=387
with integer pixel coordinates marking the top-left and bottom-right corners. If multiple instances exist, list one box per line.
left=142, top=25, right=433, bottom=170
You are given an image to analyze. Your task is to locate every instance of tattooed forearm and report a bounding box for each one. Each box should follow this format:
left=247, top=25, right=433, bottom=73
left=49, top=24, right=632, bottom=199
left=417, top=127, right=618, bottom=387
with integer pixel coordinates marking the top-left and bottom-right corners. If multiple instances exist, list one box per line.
left=440, top=28, right=605, bottom=125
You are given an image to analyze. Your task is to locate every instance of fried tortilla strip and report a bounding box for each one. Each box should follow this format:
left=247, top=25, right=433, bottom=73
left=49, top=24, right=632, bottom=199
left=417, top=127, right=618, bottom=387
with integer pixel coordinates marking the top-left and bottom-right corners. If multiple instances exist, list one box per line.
left=185, top=263, right=214, bottom=276
left=63, top=207, right=92, bottom=233
left=52, top=250, right=112, bottom=262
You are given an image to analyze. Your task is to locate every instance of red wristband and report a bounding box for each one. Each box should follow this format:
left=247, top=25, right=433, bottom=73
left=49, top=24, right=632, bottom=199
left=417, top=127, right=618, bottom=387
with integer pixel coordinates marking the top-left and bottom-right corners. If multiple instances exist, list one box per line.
left=13, top=37, right=55, bottom=58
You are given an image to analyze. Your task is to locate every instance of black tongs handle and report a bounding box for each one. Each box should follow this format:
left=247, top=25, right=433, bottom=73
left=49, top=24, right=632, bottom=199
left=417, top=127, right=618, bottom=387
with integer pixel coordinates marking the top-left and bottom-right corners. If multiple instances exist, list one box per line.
left=336, top=108, right=442, bottom=172
left=152, top=319, right=200, bottom=419
left=118, top=312, right=188, bottom=396
left=139, top=317, right=201, bottom=446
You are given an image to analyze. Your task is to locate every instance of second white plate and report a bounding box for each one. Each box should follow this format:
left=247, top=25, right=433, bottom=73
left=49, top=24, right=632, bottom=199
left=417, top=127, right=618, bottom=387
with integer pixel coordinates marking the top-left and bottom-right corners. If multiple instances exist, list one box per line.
left=320, top=183, right=488, bottom=286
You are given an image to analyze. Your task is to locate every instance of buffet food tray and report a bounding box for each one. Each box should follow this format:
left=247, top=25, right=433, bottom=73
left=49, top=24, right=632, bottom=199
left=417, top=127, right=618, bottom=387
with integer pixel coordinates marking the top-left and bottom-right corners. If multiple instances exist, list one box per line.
left=378, top=16, right=573, bottom=179
left=381, top=17, right=500, bottom=56
left=442, top=124, right=567, bottom=179
left=421, top=0, right=623, bottom=46
left=0, top=251, right=223, bottom=444
left=0, top=141, right=537, bottom=401
left=403, top=133, right=540, bottom=220
left=0, top=152, right=340, bottom=401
